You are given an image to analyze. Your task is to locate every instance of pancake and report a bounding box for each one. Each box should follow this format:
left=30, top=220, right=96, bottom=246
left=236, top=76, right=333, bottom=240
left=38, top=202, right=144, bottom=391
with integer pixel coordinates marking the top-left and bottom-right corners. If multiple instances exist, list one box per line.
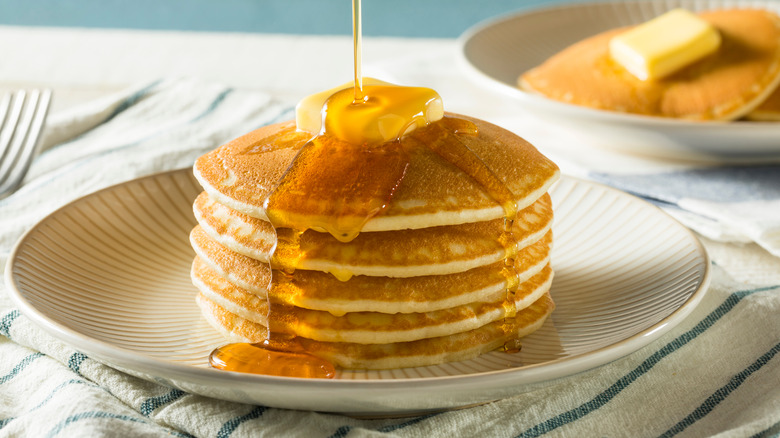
left=192, top=257, right=553, bottom=344
left=193, top=190, right=553, bottom=279
left=191, top=110, right=559, bottom=371
left=193, top=113, right=560, bottom=231
left=519, top=9, right=780, bottom=121
left=197, top=291, right=555, bottom=370
left=747, top=87, right=780, bottom=120
left=190, top=225, right=553, bottom=314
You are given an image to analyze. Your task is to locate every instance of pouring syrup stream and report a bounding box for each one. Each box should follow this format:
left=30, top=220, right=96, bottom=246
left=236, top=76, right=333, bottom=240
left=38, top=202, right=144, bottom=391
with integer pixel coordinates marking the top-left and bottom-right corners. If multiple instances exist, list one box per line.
left=352, top=0, right=363, bottom=102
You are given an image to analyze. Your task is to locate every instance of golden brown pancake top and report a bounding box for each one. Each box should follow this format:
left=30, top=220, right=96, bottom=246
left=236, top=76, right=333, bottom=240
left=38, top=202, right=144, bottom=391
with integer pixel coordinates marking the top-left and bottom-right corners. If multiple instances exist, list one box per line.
left=520, top=9, right=780, bottom=120
left=194, top=114, right=559, bottom=230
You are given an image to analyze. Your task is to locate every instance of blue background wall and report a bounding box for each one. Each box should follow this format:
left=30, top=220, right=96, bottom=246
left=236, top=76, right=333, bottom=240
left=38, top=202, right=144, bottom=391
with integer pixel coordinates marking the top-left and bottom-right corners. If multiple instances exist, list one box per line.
left=0, top=0, right=583, bottom=38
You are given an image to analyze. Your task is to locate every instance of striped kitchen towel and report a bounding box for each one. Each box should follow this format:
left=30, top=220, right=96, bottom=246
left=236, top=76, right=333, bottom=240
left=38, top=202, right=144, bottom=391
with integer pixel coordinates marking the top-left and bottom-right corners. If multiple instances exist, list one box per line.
left=1, top=78, right=779, bottom=437
left=589, top=165, right=780, bottom=258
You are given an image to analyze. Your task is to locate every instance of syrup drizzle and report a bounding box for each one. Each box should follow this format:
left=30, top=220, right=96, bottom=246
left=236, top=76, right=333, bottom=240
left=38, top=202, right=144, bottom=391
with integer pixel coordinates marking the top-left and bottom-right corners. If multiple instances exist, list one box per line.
left=352, top=0, right=363, bottom=102
left=209, top=0, right=524, bottom=378
left=409, top=118, right=517, bottom=220
left=209, top=338, right=335, bottom=378
left=500, top=218, right=522, bottom=353
left=408, top=117, right=523, bottom=352
left=263, top=129, right=410, bottom=243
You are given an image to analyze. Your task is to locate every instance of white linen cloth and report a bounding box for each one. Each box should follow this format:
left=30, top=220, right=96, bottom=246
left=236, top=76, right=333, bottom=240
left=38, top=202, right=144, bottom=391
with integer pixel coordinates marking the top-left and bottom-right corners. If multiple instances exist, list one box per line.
left=585, top=165, right=780, bottom=257
left=1, top=78, right=779, bottom=437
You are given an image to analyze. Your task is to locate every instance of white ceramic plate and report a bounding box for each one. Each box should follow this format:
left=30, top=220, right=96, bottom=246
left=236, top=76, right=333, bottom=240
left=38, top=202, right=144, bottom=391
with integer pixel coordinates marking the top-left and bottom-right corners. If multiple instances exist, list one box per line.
left=5, top=169, right=710, bottom=416
left=459, top=0, right=780, bottom=161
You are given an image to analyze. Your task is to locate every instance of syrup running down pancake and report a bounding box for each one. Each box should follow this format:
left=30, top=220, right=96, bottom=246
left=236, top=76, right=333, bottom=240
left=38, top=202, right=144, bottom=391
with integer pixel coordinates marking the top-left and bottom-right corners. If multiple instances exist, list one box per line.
left=519, top=9, right=780, bottom=121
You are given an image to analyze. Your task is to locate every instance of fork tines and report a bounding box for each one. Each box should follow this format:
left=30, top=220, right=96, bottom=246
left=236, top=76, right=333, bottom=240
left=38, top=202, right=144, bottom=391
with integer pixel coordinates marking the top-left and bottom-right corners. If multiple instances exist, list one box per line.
left=0, top=89, right=52, bottom=199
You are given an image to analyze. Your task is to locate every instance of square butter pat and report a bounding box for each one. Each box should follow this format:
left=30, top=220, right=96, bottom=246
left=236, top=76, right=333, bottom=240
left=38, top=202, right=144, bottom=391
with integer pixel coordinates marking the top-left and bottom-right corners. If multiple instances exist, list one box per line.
left=609, top=9, right=721, bottom=80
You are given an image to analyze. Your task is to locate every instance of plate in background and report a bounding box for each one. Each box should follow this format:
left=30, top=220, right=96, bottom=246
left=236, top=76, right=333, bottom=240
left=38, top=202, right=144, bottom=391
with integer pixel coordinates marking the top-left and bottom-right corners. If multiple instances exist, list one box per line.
left=5, top=169, right=710, bottom=415
left=459, top=0, right=780, bottom=161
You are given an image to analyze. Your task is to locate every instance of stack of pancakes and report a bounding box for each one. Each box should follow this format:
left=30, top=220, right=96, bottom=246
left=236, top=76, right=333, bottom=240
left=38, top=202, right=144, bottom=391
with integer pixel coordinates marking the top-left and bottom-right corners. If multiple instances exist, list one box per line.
left=190, top=114, right=560, bottom=369
left=520, top=9, right=780, bottom=121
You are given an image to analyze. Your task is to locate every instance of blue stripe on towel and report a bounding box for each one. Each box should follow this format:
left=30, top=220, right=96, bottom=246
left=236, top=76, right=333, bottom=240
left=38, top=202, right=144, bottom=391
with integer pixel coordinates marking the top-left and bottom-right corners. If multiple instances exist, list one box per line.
left=328, top=426, right=351, bottom=438
left=39, top=80, right=163, bottom=156
left=45, top=412, right=151, bottom=438
left=515, top=284, right=779, bottom=438
left=326, top=412, right=440, bottom=438
left=101, top=80, right=163, bottom=124
left=750, top=419, right=780, bottom=438
left=377, top=413, right=441, bottom=433
left=216, top=406, right=266, bottom=438
left=1, top=353, right=44, bottom=385
left=30, top=379, right=100, bottom=411
left=0, top=378, right=108, bottom=430
left=591, top=165, right=780, bottom=204
left=45, top=411, right=194, bottom=438
left=67, top=352, right=88, bottom=375
left=188, top=88, right=233, bottom=123
left=140, top=388, right=187, bottom=416
left=660, top=341, right=780, bottom=437
left=0, top=310, right=21, bottom=338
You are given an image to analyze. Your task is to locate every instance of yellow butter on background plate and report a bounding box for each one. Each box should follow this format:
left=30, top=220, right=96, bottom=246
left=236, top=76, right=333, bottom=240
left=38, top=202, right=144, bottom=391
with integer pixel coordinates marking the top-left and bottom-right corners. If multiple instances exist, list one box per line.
left=609, top=9, right=721, bottom=80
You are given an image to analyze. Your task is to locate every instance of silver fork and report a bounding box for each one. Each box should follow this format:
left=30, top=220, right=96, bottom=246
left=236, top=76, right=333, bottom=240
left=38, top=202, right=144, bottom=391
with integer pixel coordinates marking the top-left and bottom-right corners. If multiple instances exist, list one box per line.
left=0, top=89, right=52, bottom=200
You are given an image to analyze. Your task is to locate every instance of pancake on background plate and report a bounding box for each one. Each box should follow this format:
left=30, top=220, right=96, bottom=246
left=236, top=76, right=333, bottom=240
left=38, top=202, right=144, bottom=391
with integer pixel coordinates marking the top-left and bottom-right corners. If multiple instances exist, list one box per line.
left=519, top=9, right=780, bottom=121
left=747, top=87, right=780, bottom=121
left=191, top=112, right=560, bottom=370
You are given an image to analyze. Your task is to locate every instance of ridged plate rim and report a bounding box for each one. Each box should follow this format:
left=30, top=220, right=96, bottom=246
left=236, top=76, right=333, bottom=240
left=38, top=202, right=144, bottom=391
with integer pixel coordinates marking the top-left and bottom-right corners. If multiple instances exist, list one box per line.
left=4, top=169, right=710, bottom=414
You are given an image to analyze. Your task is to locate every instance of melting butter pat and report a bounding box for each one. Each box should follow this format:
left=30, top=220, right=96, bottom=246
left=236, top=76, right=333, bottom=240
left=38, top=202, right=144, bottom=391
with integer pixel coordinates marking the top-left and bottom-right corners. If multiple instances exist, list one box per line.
left=296, top=78, right=393, bottom=136
left=609, top=9, right=721, bottom=80
left=296, top=77, right=444, bottom=144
